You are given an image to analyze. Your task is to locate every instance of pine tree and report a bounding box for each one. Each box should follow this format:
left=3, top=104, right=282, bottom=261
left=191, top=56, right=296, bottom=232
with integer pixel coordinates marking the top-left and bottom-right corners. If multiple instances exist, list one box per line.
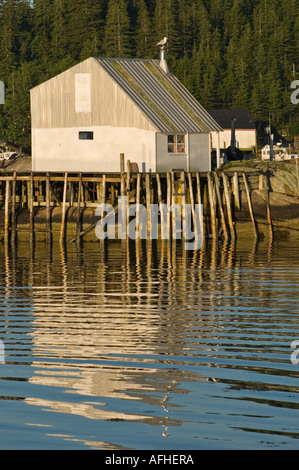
left=0, top=0, right=296, bottom=141
left=103, top=0, right=133, bottom=58
left=176, top=0, right=197, bottom=57
left=134, top=0, right=153, bottom=58
left=15, top=0, right=33, bottom=64
left=51, top=0, right=68, bottom=62
left=65, top=0, right=105, bottom=61
left=0, top=0, right=20, bottom=79
left=249, top=77, right=267, bottom=122
left=230, top=23, right=252, bottom=109
left=266, top=61, right=283, bottom=125
left=153, top=0, right=183, bottom=60
left=31, top=0, right=53, bottom=67
left=5, top=62, right=39, bottom=146
left=194, top=0, right=211, bottom=51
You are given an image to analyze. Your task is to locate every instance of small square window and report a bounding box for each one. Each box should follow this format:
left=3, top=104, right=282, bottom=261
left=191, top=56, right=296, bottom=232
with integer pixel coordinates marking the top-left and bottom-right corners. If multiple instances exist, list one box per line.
left=168, top=134, right=186, bottom=153
left=79, top=131, right=94, bottom=140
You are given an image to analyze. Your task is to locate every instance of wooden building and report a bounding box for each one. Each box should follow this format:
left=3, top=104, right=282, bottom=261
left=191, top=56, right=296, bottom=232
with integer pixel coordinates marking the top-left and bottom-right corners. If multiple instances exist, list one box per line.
left=30, top=57, right=222, bottom=173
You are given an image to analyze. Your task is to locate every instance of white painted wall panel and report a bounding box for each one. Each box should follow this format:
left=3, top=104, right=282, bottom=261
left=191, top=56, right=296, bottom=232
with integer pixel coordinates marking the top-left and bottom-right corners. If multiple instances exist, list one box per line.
left=211, top=130, right=256, bottom=150
left=189, top=133, right=211, bottom=172
left=32, top=127, right=156, bottom=173
left=75, top=73, right=91, bottom=113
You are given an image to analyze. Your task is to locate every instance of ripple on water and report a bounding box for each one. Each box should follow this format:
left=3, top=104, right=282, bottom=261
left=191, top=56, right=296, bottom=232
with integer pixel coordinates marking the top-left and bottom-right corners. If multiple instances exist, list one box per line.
left=0, top=240, right=299, bottom=450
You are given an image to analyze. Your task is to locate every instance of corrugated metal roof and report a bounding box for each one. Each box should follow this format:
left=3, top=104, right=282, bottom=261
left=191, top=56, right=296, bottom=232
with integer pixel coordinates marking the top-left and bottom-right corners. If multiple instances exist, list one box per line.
left=95, top=58, right=222, bottom=134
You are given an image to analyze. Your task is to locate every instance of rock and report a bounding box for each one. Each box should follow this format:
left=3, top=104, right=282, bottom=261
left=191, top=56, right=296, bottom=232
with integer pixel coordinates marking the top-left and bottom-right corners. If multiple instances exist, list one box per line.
left=270, top=169, right=299, bottom=197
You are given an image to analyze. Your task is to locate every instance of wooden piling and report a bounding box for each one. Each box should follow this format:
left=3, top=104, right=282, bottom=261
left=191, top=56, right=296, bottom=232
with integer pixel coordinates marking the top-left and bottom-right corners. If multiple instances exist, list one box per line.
left=156, top=173, right=164, bottom=239
left=180, top=171, right=186, bottom=206
left=80, top=180, right=84, bottom=203
left=187, top=172, right=196, bottom=235
left=11, top=171, right=17, bottom=242
left=120, top=153, right=125, bottom=175
left=233, top=172, right=240, bottom=210
left=102, top=174, right=106, bottom=205
left=46, top=172, right=51, bottom=241
left=195, top=172, right=205, bottom=240
left=214, top=172, right=229, bottom=241
left=110, top=182, right=116, bottom=205
left=96, top=183, right=101, bottom=203
left=69, top=181, right=73, bottom=207
left=207, top=172, right=217, bottom=239
left=146, top=173, right=151, bottom=235
left=21, top=181, right=25, bottom=209
left=260, top=174, right=273, bottom=241
left=4, top=180, right=10, bottom=237
left=76, top=173, right=82, bottom=244
left=167, top=172, right=171, bottom=238
left=222, top=171, right=235, bottom=241
left=126, top=160, right=131, bottom=192
left=266, top=187, right=273, bottom=242
left=29, top=172, right=34, bottom=241
left=136, top=173, right=141, bottom=237
left=60, top=172, right=68, bottom=244
left=171, top=171, right=182, bottom=238
left=156, top=173, right=162, bottom=206
left=121, top=172, right=125, bottom=197
left=242, top=172, right=258, bottom=239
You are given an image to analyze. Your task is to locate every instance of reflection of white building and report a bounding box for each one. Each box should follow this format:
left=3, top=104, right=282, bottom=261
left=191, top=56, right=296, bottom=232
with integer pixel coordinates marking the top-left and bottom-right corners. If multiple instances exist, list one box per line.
left=23, top=241, right=208, bottom=428
left=208, top=109, right=256, bottom=152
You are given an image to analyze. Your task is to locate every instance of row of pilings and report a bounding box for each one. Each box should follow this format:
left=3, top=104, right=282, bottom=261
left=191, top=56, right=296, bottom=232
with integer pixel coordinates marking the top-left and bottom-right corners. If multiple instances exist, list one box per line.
left=0, top=167, right=273, bottom=246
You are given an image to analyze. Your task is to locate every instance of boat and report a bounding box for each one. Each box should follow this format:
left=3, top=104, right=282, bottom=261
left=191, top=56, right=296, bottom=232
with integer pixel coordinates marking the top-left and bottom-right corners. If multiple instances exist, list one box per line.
left=261, top=143, right=299, bottom=161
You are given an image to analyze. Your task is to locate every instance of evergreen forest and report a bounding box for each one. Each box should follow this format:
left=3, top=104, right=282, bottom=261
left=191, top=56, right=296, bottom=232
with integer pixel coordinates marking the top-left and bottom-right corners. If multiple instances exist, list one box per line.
left=0, top=0, right=299, bottom=150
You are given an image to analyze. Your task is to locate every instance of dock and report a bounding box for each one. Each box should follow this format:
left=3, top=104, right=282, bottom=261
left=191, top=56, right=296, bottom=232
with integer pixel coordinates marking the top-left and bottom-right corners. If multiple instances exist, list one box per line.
left=1, top=158, right=298, bottom=246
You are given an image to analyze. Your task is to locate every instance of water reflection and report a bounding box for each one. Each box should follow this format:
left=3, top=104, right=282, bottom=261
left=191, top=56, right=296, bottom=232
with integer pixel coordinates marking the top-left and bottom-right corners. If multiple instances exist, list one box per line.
left=1, top=237, right=299, bottom=449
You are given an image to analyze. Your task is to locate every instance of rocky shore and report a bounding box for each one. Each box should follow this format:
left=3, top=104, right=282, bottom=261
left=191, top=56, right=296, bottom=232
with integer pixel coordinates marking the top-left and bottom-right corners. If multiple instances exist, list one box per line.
left=221, top=160, right=299, bottom=239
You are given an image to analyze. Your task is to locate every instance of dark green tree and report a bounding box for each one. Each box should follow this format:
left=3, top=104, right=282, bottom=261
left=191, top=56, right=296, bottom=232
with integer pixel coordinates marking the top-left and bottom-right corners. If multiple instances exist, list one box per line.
left=31, top=0, right=53, bottom=67
left=103, top=0, right=133, bottom=57
left=5, top=62, right=38, bottom=146
left=0, top=0, right=297, bottom=144
left=0, top=0, right=20, bottom=79
left=65, top=0, right=105, bottom=61
left=134, top=0, right=154, bottom=58
left=153, top=0, right=183, bottom=59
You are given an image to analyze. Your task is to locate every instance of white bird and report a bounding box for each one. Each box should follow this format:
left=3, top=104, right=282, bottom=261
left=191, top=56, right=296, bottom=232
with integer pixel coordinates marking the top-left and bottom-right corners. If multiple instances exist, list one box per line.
left=157, top=37, right=168, bottom=46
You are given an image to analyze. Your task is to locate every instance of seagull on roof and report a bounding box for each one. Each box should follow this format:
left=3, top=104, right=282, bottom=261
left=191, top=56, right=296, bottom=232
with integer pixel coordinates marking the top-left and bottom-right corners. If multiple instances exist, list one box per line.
left=157, top=37, right=168, bottom=46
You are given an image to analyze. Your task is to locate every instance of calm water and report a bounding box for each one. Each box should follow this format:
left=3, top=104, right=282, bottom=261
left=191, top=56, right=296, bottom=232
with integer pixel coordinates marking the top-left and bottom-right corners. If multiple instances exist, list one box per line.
left=0, top=238, right=299, bottom=450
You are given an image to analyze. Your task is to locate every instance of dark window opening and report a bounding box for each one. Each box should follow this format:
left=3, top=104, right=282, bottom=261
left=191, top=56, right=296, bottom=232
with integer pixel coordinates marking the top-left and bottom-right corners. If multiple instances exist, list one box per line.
left=79, top=131, right=94, bottom=140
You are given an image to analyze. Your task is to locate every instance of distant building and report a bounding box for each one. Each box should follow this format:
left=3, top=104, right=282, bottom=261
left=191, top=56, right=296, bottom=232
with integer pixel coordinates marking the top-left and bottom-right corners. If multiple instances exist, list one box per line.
left=208, top=109, right=256, bottom=154
left=30, top=56, right=221, bottom=173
